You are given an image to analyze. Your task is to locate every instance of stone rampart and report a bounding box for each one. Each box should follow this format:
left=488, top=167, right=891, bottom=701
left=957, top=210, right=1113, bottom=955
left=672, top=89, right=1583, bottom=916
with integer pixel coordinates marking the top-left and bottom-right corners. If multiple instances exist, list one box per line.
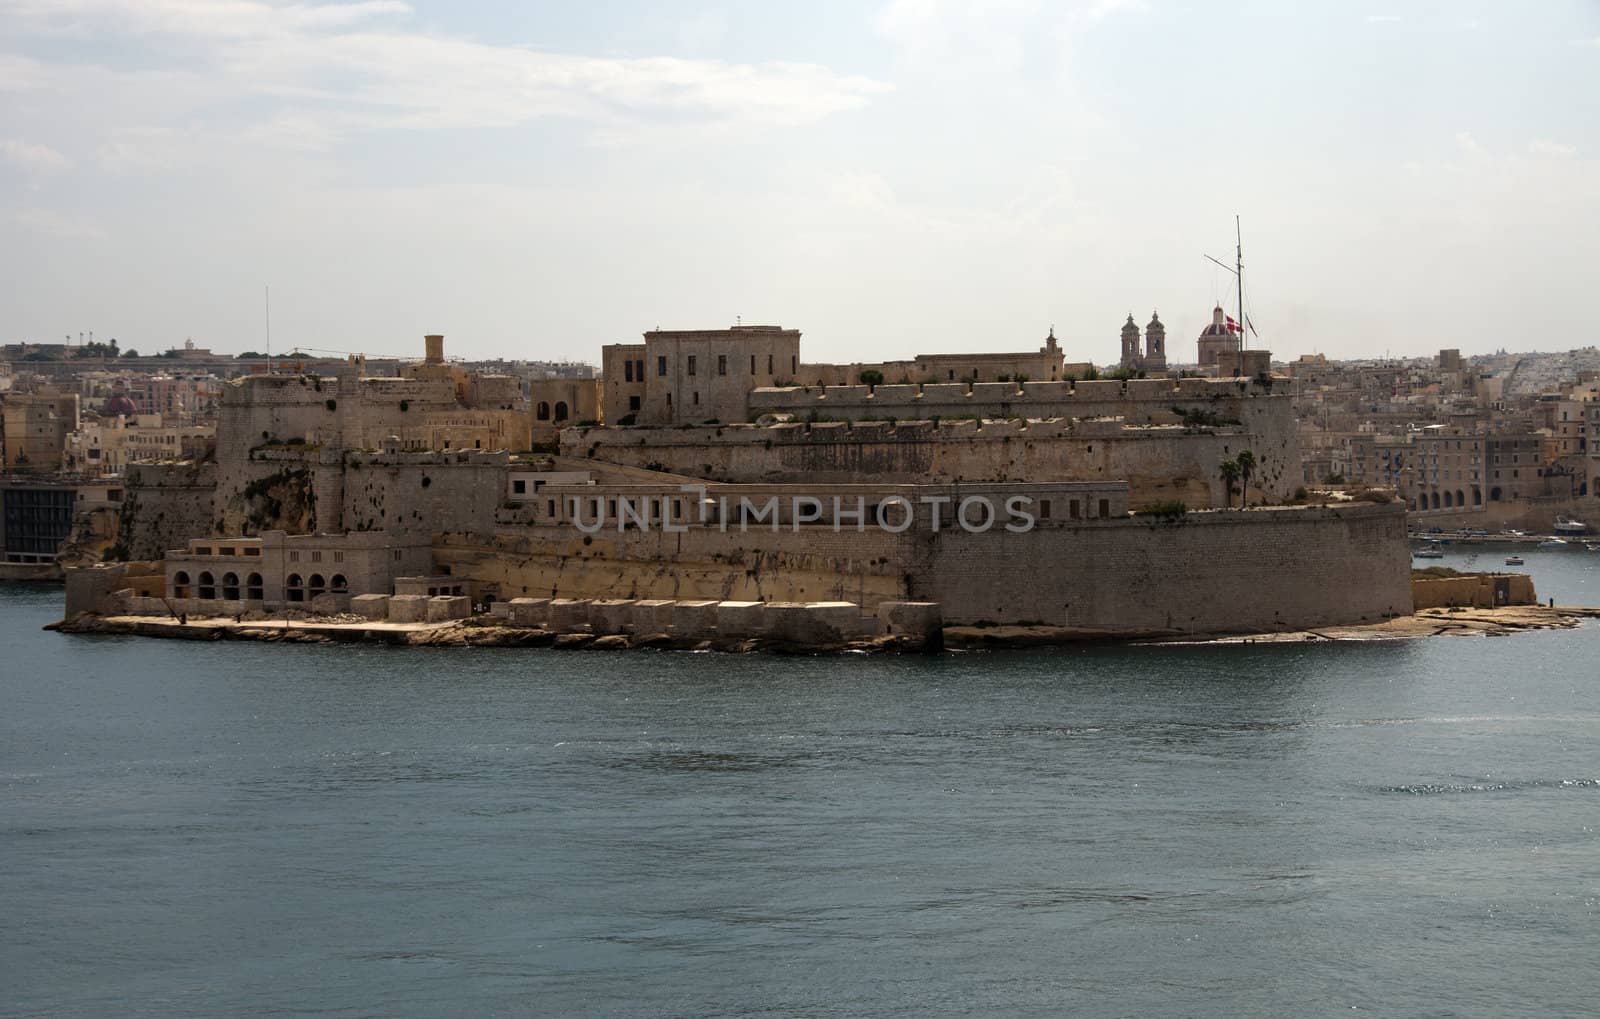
left=1412, top=574, right=1537, bottom=609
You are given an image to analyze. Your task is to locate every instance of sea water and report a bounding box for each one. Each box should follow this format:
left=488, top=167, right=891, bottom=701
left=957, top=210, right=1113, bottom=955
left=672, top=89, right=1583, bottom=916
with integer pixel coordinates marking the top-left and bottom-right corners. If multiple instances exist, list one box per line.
left=3, top=549, right=1598, bottom=1016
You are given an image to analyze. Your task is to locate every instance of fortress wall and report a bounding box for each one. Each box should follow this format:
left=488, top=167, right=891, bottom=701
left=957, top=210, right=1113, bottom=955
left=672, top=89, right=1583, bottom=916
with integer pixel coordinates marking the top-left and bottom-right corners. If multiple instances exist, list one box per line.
left=563, top=420, right=1298, bottom=507
left=116, top=463, right=223, bottom=559
left=431, top=502, right=1409, bottom=636
left=746, top=378, right=1285, bottom=427
left=433, top=523, right=907, bottom=606
left=339, top=451, right=510, bottom=537
left=907, top=502, right=1411, bottom=633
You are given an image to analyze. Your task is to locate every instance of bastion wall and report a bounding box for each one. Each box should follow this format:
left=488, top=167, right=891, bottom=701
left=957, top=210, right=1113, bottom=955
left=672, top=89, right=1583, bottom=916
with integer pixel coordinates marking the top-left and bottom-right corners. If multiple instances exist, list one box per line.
left=563, top=415, right=1298, bottom=508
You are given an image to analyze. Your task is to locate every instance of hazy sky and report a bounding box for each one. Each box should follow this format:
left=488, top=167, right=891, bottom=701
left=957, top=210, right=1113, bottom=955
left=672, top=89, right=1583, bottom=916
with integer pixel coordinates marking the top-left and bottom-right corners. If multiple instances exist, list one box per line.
left=2, top=1, right=1597, bottom=366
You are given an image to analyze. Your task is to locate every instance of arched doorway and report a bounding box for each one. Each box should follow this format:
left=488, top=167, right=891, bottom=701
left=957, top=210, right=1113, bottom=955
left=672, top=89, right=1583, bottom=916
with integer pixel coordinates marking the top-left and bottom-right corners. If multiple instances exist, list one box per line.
left=246, top=573, right=263, bottom=601
left=222, top=572, right=240, bottom=600
left=287, top=574, right=304, bottom=602
left=1472, top=487, right=1481, bottom=505
left=198, top=571, right=216, bottom=599
left=1490, top=487, right=1501, bottom=501
left=1431, top=492, right=1440, bottom=509
left=308, top=574, right=326, bottom=598
left=537, top=402, right=550, bottom=420
left=554, top=401, right=569, bottom=421
left=330, top=574, right=348, bottom=594
left=173, top=571, right=191, bottom=598
left=1443, top=491, right=1453, bottom=508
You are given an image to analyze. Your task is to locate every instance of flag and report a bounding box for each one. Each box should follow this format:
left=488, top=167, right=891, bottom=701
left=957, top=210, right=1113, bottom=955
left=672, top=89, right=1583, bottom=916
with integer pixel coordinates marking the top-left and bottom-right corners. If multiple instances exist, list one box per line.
left=1225, top=315, right=1242, bottom=334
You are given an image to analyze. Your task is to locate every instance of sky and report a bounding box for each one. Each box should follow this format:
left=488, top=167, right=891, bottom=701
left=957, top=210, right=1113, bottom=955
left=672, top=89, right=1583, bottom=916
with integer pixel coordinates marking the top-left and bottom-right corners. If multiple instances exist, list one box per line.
left=2, top=0, right=1597, bottom=366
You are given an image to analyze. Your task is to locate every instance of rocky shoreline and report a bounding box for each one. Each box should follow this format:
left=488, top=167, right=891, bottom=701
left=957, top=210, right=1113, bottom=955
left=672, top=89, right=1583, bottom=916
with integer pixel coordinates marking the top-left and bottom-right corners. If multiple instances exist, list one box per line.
left=50, top=603, right=1599, bottom=653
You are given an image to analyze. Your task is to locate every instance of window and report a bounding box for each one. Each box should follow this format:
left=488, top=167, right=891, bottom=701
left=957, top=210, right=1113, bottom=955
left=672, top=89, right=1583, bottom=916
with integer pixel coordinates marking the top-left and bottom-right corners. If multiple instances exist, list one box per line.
left=513, top=479, right=527, bottom=494
left=1040, top=499, right=1051, bottom=520
left=218, top=547, right=234, bottom=557
left=693, top=391, right=699, bottom=405
left=312, top=550, right=323, bottom=563
left=658, top=356, right=668, bottom=377
left=554, top=401, right=569, bottom=421
left=768, top=354, right=773, bottom=373
left=718, top=355, right=727, bottom=376
left=548, top=499, right=556, bottom=516
left=333, top=551, right=343, bottom=563
left=636, top=360, right=644, bottom=380
left=791, top=355, right=796, bottom=374
left=245, top=547, right=260, bottom=557
left=289, top=551, right=299, bottom=562
left=394, top=550, right=403, bottom=561
left=687, top=355, right=697, bottom=376
left=624, top=360, right=634, bottom=382
left=751, top=354, right=756, bottom=374
left=629, top=395, right=640, bottom=411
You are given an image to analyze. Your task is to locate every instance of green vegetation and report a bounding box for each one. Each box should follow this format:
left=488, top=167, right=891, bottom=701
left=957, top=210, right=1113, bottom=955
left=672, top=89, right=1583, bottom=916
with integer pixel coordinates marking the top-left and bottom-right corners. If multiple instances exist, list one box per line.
left=858, top=370, right=884, bottom=386
left=1171, top=405, right=1241, bottom=428
left=1135, top=501, right=1189, bottom=522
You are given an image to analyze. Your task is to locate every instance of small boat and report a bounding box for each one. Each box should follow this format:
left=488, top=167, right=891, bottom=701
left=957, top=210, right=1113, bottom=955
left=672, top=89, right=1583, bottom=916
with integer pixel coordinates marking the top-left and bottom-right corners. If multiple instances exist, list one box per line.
left=1537, top=538, right=1567, bottom=550
left=1554, top=516, right=1588, bottom=535
left=1414, top=545, right=1446, bottom=559
left=1504, top=555, right=1524, bottom=566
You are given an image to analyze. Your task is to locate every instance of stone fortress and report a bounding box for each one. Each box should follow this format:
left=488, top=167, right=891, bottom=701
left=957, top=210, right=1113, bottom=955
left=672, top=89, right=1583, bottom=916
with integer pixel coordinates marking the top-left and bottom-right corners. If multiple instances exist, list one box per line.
left=68, top=314, right=1414, bottom=643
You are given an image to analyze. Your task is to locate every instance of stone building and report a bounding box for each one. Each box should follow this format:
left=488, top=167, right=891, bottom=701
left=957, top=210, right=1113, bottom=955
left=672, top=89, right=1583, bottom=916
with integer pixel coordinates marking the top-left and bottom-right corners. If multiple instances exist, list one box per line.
left=602, top=325, right=802, bottom=426
left=162, top=529, right=431, bottom=610
left=530, top=378, right=601, bottom=443
left=2, top=388, right=81, bottom=471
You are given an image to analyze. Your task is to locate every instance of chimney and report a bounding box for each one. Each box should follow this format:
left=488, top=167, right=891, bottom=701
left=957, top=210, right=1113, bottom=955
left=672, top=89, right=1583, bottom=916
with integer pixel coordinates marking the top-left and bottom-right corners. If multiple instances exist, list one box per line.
left=424, top=334, right=444, bottom=364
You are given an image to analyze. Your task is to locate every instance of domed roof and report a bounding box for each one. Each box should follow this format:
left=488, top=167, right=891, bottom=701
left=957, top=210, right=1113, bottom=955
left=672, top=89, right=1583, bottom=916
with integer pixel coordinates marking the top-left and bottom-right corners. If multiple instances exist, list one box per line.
left=103, top=394, right=137, bottom=416
left=1200, top=324, right=1233, bottom=337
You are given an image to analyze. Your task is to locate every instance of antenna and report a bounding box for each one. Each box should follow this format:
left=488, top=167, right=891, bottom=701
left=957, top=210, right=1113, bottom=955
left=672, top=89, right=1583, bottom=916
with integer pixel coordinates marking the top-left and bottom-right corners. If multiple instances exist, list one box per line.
left=265, top=285, right=271, bottom=374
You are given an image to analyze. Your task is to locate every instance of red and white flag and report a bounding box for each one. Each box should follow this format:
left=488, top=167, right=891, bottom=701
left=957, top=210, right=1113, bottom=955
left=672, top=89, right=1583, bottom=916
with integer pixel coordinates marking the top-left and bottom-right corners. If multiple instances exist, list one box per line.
left=1225, top=315, right=1243, bottom=334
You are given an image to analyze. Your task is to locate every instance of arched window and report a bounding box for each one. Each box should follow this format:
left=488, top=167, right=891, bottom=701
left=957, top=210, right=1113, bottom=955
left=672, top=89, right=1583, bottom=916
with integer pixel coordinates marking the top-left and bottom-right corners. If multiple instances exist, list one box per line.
left=198, top=571, right=216, bottom=599
left=1443, top=491, right=1453, bottom=508
left=554, top=401, right=569, bottom=421
left=287, top=574, right=304, bottom=602
left=173, top=571, right=191, bottom=598
left=246, top=573, right=263, bottom=600
left=222, top=572, right=240, bottom=600
left=1472, top=487, right=1482, bottom=505
left=1431, top=492, right=1440, bottom=509
left=308, top=574, right=326, bottom=597
left=330, top=574, right=348, bottom=594
left=536, top=401, right=550, bottom=421
left=1490, top=487, right=1501, bottom=502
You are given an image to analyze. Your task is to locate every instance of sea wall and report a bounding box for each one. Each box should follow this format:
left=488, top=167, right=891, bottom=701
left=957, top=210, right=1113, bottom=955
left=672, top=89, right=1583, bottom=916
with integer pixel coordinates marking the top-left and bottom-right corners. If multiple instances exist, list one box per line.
left=435, top=502, right=1410, bottom=636
left=1412, top=574, right=1537, bottom=609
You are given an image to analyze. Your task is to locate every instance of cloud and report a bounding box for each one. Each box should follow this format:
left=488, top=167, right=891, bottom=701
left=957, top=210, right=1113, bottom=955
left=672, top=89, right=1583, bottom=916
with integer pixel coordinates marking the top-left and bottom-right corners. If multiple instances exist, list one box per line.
left=10, top=207, right=105, bottom=240
left=1529, top=139, right=1577, bottom=157
left=0, top=138, right=73, bottom=174
left=4, top=0, right=890, bottom=149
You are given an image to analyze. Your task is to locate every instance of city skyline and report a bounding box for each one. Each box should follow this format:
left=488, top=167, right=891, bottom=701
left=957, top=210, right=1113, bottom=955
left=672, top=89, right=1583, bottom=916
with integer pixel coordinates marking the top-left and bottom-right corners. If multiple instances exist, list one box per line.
left=2, top=0, right=1596, bottom=365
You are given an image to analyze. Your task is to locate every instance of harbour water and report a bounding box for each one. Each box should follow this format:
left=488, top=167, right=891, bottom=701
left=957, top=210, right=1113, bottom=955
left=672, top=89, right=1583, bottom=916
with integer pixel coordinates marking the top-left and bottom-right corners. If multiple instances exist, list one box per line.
left=4, top=550, right=1598, bottom=1016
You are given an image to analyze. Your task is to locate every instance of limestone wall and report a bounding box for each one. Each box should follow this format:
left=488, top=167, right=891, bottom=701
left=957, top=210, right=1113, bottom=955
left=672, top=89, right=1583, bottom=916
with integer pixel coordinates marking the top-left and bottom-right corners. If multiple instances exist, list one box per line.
left=1412, top=574, right=1537, bottom=609
left=563, top=417, right=1298, bottom=508
left=905, top=503, right=1412, bottom=634
left=433, top=502, right=1409, bottom=636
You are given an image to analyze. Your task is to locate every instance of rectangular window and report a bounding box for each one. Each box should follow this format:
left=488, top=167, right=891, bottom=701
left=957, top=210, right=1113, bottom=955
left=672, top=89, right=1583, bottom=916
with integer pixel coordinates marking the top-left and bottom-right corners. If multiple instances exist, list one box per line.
left=1099, top=499, right=1111, bottom=518
left=624, top=361, right=634, bottom=382
left=1039, top=500, right=1051, bottom=520
left=513, top=479, right=526, bottom=494
left=693, top=391, right=699, bottom=405
left=548, top=499, right=556, bottom=516
left=792, top=355, right=796, bottom=374
left=334, top=551, right=344, bottom=563
left=219, top=547, right=234, bottom=557
left=751, top=355, right=756, bottom=374
left=658, top=356, right=667, bottom=377
left=718, top=354, right=727, bottom=376
left=245, top=547, right=261, bottom=556
left=394, top=550, right=402, bottom=561
left=312, top=550, right=323, bottom=562
left=289, top=551, right=299, bottom=562
left=768, top=354, right=773, bottom=373
left=1069, top=500, right=1080, bottom=519
left=636, top=360, right=644, bottom=380
left=629, top=395, right=640, bottom=411
left=687, top=355, right=697, bottom=376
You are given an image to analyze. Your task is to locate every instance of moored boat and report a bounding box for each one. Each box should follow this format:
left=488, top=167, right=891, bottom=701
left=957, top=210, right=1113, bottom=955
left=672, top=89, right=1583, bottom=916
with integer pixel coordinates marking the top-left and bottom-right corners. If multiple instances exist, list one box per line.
left=1537, top=538, right=1567, bottom=550
left=1553, top=516, right=1588, bottom=535
left=1504, top=554, right=1524, bottom=566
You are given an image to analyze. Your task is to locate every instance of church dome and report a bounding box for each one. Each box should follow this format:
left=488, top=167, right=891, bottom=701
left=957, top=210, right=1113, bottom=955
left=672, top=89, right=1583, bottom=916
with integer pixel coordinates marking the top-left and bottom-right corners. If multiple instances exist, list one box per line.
left=103, top=394, right=137, bottom=417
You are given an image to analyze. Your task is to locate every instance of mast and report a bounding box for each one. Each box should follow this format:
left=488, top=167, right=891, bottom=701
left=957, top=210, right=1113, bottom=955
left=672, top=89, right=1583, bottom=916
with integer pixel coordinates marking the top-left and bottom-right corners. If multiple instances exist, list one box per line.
left=1236, top=215, right=1245, bottom=351
left=265, top=284, right=272, bottom=374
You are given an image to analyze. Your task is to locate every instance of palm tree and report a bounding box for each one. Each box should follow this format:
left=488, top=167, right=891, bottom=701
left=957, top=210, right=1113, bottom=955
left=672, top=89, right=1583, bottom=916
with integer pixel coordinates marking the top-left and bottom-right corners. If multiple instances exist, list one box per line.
left=1235, top=450, right=1256, bottom=508
left=1219, top=459, right=1242, bottom=509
